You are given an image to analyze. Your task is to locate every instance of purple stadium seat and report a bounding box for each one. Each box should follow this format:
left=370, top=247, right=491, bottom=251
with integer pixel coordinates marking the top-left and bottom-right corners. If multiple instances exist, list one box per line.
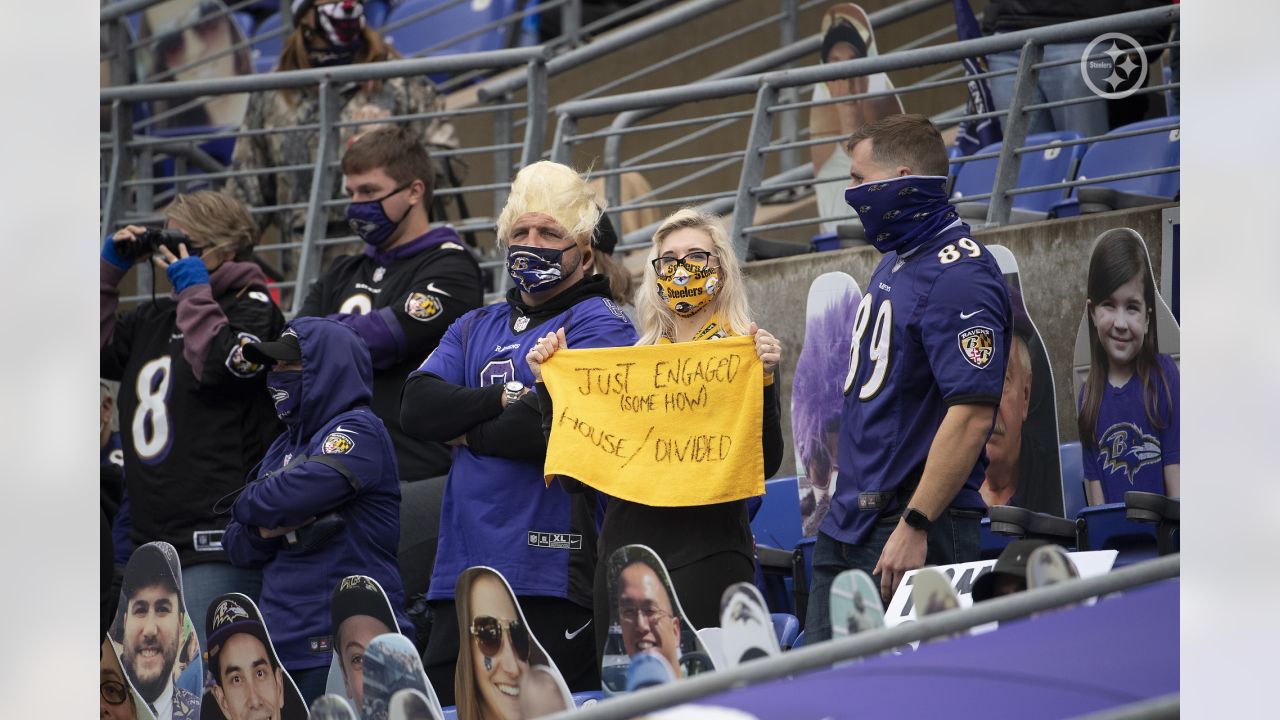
left=383, top=0, right=534, bottom=57
left=951, top=131, right=1086, bottom=221
left=1050, top=116, right=1180, bottom=217
left=251, top=11, right=284, bottom=65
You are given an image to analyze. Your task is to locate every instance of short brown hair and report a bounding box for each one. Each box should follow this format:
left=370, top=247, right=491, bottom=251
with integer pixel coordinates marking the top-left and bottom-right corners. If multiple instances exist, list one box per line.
left=163, top=191, right=257, bottom=261
left=845, top=113, right=949, bottom=177
left=341, top=126, right=436, bottom=211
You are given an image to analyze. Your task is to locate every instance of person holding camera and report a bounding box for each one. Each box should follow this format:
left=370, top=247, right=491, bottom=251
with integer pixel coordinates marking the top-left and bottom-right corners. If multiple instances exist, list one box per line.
left=221, top=317, right=413, bottom=705
left=101, top=190, right=284, bottom=650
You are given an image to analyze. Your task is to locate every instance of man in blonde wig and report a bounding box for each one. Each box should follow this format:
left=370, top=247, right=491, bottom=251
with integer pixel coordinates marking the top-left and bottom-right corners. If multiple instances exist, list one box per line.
left=402, top=161, right=637, bottom=703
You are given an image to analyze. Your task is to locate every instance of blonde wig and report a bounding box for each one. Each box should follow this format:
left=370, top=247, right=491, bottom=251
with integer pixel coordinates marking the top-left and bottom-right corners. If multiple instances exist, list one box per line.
left=634, top=208, right=753, bottom=345
left=496, top=161, right=601, bottom=265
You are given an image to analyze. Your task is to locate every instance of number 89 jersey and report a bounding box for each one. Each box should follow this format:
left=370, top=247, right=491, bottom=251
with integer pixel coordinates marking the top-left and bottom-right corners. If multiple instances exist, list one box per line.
left=823, top=224, right=1011, bottom=546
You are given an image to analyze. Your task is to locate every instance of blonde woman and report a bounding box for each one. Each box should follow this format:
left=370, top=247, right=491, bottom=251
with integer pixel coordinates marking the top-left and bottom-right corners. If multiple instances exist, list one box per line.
left=527, top=208, right=784, bottom=665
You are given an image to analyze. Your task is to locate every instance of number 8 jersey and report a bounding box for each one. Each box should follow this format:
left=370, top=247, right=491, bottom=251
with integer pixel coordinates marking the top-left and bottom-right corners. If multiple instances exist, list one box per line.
left=823, top=222, right=1011, bottom=546
left=101, top=260, right=285, bottom=569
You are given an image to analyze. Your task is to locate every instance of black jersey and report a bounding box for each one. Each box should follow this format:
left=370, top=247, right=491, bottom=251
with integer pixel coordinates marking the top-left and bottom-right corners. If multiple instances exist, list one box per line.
left=299, top=227, right=483, bottom=481
left=100, top=261, right=284, bottom=568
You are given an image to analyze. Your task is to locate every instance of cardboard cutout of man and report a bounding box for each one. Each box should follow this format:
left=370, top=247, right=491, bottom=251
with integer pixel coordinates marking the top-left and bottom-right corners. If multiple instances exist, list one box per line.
left=207, top=597, right=287, bottom=720
left=110, top=542, right=201, bottom=720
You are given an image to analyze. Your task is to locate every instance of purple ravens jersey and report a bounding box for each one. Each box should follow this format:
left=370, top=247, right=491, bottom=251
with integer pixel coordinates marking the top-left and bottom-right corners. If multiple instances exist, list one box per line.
left=1080, top=353, right=1180, bottom=503
left=824, top=223, right=1011, bottom=546
left=418, top=296, right=637, bottom=602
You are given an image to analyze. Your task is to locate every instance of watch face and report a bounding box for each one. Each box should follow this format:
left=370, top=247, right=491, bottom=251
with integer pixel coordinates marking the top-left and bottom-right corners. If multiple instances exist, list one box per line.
left=505, top=381, right=524, bottom=393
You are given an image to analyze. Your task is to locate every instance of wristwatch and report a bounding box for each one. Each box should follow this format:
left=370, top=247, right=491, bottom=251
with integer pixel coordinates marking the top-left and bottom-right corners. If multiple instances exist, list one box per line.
left=504, top=380, right=526, bottom=406
left=903, top=507, right=933, bottom=532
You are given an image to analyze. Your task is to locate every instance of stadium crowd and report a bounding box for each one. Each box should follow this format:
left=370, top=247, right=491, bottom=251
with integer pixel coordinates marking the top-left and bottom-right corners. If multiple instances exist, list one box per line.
left=100, top=1, right=1181, bottom=715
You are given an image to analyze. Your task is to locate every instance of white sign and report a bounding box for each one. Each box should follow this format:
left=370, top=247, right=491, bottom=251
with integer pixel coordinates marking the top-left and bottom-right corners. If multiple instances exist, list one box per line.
left=882, top=550, right=1118, bottom=650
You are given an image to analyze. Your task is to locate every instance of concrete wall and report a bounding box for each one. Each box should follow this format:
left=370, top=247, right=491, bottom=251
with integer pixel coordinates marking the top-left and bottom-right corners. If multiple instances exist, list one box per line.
left=742, top=203, right=1173, bottom=476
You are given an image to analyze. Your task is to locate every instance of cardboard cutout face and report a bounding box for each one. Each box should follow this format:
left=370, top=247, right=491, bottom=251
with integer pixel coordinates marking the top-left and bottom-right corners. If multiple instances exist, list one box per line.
left=328, top=575, right=401, bottom=709
left=792, top=272, right=862, bottom=537
left=202, top=593, right=308, bottom=720
left=137, top=0, right=252, bottom=129
left=102, top=636, right=155, bottom=720
left=1072, top=229, right=1181, bottom=505
left=361, top=633, right=444, bottom=720
left=602, top=545, right=717, bottom=695
left=454, top=567, right=572, bottom=720
left=109, top=541, right=201, bottom=719
left=981, top=246, right=1064, bottom=516
left=812, top=3, right=906, bottom=234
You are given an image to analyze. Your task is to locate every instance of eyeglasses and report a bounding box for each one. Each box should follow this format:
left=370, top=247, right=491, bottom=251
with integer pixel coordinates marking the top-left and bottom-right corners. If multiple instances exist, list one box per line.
left=101, top=680, right=128, bottom=706
left=470, top=616, right=531, bottom=661
left=618, top=603, right=671, bottom=626
left=651, top=251, right=715, bottom=278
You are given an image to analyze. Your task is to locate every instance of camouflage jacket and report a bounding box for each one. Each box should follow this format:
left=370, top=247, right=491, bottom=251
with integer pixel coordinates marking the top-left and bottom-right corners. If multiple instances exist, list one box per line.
left=225, top=74, right=459, bottom=237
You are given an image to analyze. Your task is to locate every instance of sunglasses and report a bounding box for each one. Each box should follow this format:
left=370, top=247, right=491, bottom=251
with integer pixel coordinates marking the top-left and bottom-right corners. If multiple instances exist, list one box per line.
left=470, top=615, right=531, bottom=662
left=652, top=251, right=715, bottom=278
left=101, top=679, right=128, bottom=706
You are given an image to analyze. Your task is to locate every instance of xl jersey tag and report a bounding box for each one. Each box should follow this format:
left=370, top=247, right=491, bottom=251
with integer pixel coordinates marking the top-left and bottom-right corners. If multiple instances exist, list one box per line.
left=527, top=531, right=582, bottom=550
left=193, top=530, right=224, bottom=552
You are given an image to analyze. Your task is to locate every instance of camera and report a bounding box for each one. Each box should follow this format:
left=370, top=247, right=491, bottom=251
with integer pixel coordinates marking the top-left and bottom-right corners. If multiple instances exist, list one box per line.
left=112, top=228, right=200, bottom=261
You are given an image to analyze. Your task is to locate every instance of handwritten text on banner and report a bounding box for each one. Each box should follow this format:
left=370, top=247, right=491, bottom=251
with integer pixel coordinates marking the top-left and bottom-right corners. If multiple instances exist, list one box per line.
left=542, top=336, right=764, bottom=507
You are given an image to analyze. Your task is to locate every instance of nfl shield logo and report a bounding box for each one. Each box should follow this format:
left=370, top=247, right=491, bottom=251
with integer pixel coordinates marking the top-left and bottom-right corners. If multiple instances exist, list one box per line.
left=957, top=326, right=995, bottom=369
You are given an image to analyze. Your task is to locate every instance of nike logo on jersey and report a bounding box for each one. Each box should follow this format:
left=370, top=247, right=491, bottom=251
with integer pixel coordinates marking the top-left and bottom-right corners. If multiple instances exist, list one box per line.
left=959, top=309, right=984, bottom=319
left=333, top=425, right=359, bottom=435
left=170, top=333, right=184, bottom=341
left=425, top=282, right=453, bottom=298
left=564, top=620, right=591, bottom=640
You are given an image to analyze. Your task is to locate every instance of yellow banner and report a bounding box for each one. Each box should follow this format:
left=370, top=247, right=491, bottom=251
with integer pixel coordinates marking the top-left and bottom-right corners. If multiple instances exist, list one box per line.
left=542, top=335, right=764, bottom=507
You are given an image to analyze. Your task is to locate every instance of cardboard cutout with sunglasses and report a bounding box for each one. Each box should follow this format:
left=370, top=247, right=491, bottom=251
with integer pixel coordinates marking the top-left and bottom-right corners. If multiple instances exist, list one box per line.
left=454, top=567, right=574, bottom=720
left=601, top=545, right=718, bottom=696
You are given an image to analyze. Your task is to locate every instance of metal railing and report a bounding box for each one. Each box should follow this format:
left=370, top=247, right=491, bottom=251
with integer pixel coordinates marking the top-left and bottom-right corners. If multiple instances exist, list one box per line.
left=100, top=0, right=595, bottom=98
left=100, top=46, right=549, bottom=315
left=548, top=4, right=1179, bottom=260
left=543, top=553, right=1180, bottom=720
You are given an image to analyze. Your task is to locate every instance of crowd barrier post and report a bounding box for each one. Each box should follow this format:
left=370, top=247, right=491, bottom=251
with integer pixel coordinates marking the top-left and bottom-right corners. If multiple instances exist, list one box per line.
left=987, top=38, right=1045, bottom=227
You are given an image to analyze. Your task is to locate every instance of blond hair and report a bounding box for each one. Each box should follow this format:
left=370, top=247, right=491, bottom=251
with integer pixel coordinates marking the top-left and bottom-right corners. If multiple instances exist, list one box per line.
left=634, top=209, right=752, bottom=345
left=163, top=191, right=258, bottom=261
left=497, top=162, right=601, bottom=261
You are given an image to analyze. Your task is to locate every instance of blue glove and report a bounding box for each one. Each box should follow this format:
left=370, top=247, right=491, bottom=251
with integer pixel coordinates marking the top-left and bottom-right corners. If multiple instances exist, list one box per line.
left=166, top=256, right=210, bottom=294
left=101, top=233, right=133, bottom=271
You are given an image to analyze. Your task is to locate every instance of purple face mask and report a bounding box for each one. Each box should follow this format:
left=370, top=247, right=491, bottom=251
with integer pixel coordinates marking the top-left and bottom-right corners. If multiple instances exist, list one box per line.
left=346, top=183, right=412, bottom=247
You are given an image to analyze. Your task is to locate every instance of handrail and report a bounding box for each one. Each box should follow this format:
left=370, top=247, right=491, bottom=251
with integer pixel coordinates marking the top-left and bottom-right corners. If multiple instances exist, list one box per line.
left=100, top=0, right=171, bottom=24
left=542, top=554, right=1180, bottom=720
left=478, top=0, right=739, bottom=100
left=598, top=0, right=952, bottom=212
left=100, top=45, right=549, bottom=102
left=556, top=5, right=1177, bottom=118
left=550, top=4, right=1177, bottom=256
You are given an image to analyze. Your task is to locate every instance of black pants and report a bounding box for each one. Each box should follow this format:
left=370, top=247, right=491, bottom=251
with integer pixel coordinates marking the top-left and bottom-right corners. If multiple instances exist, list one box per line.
left=422, top=596, right=599, bottom=706
left=591, top=549, right=755, bottom=668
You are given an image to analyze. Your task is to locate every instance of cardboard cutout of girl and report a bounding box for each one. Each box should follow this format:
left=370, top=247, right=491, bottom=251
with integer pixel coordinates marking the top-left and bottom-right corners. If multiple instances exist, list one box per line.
left=1073, top=228, right=1181, bottom=505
